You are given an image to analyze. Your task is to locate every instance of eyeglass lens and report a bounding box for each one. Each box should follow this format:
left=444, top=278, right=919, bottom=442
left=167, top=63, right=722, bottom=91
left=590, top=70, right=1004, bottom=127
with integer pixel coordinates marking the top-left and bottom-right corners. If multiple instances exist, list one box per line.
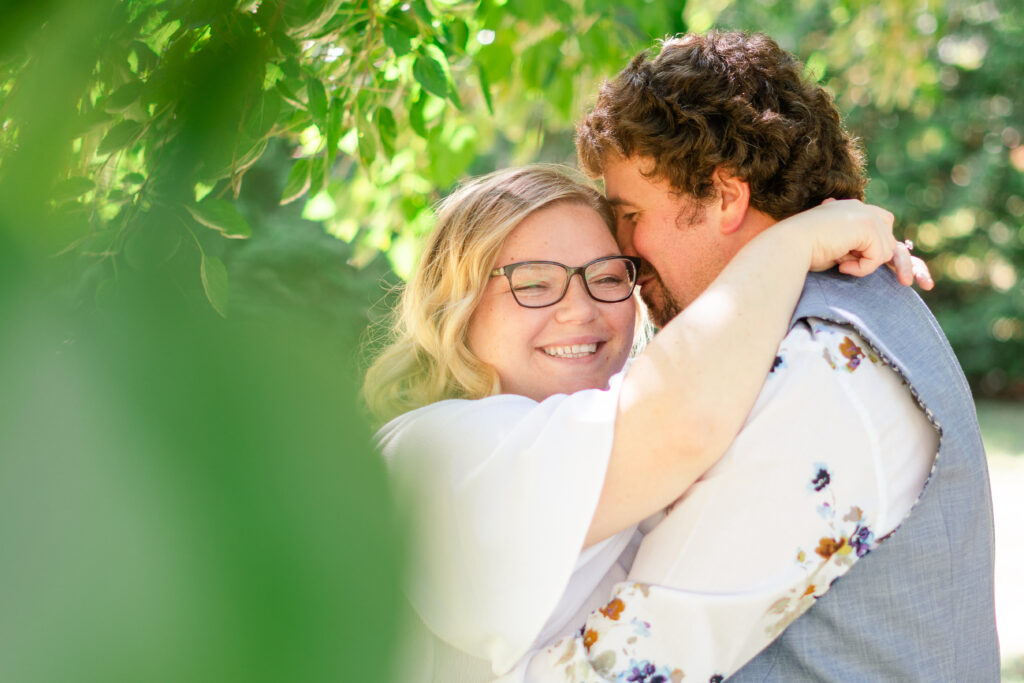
left=509, top=258, right=636, bottom=307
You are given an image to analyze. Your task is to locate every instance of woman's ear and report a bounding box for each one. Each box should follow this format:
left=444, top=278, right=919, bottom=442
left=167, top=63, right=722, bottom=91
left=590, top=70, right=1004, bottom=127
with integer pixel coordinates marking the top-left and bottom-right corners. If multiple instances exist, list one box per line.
left=713, top=168, right=750, bottom=235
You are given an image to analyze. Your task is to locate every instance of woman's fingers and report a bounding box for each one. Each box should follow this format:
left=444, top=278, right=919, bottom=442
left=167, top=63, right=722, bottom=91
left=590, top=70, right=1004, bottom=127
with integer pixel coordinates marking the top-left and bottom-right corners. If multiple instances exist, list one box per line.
left=890, top=242, right=914, bottom=286
left=911, top=255, right=935, bottom=290
left=882, top=247, right=936, bottom=290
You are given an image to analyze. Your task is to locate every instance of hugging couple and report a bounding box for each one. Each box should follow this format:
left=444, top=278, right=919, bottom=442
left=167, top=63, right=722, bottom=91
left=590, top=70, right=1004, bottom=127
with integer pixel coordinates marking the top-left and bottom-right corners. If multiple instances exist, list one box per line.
left=364, top=30, right=999, bottom=682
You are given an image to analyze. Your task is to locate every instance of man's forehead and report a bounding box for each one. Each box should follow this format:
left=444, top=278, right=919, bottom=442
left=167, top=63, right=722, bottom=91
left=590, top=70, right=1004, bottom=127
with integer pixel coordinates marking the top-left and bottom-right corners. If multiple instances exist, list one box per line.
left=602, top=155, right=672, bottom=206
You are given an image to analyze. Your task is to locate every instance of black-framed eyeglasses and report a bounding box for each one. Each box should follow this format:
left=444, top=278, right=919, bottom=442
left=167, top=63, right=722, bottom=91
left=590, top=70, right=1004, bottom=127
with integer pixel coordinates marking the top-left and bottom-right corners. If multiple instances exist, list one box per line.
left=490, top=255, right=642, bottom=308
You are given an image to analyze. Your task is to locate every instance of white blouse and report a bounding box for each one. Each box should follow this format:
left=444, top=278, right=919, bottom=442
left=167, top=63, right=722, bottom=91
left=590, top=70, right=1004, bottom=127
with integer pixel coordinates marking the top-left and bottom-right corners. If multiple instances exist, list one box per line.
left=514, top=319, right=938, bottom=682
left=377, top=369, right=637, bottom=679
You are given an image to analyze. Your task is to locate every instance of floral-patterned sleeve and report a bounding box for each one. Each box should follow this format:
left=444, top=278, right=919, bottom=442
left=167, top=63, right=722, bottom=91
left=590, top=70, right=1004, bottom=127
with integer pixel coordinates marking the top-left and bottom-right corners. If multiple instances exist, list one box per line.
left=514, top=319, right=937, bottom=683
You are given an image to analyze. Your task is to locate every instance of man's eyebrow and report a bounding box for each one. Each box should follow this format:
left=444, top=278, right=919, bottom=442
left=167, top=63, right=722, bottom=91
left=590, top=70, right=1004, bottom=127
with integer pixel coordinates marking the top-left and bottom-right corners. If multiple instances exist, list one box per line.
left=605, top=196, right=636, bottom=208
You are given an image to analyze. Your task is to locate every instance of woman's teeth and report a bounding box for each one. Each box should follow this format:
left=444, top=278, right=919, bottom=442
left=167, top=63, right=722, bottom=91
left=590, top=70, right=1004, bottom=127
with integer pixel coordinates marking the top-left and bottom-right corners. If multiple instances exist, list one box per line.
left=542, top=343, right=598, bottom=358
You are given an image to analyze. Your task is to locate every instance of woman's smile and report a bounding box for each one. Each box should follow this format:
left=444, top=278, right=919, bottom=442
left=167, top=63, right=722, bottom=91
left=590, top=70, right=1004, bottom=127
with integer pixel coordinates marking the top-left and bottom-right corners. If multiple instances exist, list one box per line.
left=467, top=201, right=637, bottom=402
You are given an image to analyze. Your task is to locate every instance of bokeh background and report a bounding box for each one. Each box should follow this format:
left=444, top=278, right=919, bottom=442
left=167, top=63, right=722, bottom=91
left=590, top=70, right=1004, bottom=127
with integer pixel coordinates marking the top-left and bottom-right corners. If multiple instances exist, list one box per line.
left=0, top=0, right=1021, bottom=680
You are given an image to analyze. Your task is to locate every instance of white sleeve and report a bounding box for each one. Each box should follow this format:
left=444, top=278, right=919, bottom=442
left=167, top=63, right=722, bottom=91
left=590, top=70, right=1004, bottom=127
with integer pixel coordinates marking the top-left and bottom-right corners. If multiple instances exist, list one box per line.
left=377, top=370, right=632, bottom=675
left=519, top=321, right=936, bottom=682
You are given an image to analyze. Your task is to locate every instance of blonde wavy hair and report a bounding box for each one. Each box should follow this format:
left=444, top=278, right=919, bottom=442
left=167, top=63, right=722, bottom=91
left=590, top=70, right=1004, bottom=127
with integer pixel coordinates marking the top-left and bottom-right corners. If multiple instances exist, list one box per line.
left=362, top=164, right=619, bottom=424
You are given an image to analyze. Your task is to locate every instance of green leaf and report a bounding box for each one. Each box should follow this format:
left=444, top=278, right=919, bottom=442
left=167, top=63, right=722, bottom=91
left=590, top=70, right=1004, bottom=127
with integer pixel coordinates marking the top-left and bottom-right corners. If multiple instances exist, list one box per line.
left=410, top=0, right=433, bottom=24
left=122, top=172, right=146, bottom=185
left=244, top=90, right=282, bottom=141
left=409, top=91, right=428, bottom=138
left=441, top=19, right=469, bottom=54
left=281, top=158, right=312, bottom=205
left=413, top=53, right=449, bottom=99
left=383, top=23, right=412, bottom=57
left=307, top=76, right=328, bottom=127
left=269, top=29, right=300, bottom=57
left=521, top=34, right=564, bottom=91
left=97, top=120, right=144, bottom=155
left=53, top=177, right=96, bottom=201
left=475, top=61, right=494, bottom=115
left=276, top=80, right=304, bottom=109
left=309, top=154, right=327, bottom=195
left=105, top=81, right=144, bottom=113
left=200, top=252, right=229, bottom=317
left=327, top=98, right=343, bottom=166
left=357, top=119, right=377, bottom=169
left=376, top=107, right=397, bottom=158
left=187, top=199, right=253, bottom=239
left=130, top=40, right=160, bottom=72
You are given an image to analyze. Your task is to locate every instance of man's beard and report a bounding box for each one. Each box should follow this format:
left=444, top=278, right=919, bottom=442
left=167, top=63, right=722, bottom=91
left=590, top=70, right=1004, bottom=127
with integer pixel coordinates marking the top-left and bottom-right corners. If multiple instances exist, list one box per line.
left=638, top=270, right=684, bottom=328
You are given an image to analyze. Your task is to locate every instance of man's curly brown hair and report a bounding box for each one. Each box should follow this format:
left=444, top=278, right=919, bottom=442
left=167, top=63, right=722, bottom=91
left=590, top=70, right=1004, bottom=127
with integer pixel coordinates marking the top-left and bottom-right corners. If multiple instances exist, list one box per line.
left=577, top=31, right=867, bottom=220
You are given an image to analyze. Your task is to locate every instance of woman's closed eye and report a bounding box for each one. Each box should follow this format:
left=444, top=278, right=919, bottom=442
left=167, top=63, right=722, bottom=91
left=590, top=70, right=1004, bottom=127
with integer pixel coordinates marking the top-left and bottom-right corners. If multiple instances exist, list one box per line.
left=513, top=280, right=552, bottom=292
left=589, top=274, right=627, bottom=287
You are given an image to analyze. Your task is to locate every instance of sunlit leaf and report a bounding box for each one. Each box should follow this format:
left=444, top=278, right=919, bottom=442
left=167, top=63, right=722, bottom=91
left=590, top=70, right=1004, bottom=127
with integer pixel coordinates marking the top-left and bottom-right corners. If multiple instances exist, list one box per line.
left=200, top=252, right=229, bottom=317
left=187, top=199, right=253, bottom=239
left=302, top=190, right=337, bottom=221
left=413, top=53, right=448, bottom=99
left=281, top=158, right=312, bottom=205
left=97, top=120, right=144, bottom=155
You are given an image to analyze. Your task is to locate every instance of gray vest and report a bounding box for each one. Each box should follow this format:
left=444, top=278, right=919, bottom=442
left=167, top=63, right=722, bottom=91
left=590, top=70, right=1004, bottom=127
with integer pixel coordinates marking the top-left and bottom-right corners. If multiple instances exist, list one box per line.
left=729, top=269, right=999, bottom=682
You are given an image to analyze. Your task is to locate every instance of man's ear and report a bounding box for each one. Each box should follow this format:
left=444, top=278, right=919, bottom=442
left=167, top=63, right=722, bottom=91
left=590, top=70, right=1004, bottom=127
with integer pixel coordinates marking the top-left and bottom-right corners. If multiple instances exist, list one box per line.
left=713, top=168, right=750, bottom=235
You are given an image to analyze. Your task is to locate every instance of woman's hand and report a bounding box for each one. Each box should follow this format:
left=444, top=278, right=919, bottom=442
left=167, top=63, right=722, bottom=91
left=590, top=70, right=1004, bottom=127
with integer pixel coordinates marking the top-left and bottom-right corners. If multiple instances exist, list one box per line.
left=777, top=198, right=934, bottom=290
left=888, top=243, right=935, bottom=290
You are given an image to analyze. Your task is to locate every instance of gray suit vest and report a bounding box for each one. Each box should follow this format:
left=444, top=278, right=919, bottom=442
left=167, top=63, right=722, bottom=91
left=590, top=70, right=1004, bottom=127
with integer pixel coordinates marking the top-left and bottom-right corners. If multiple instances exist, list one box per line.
left=728, top=269, right=999, bottom=682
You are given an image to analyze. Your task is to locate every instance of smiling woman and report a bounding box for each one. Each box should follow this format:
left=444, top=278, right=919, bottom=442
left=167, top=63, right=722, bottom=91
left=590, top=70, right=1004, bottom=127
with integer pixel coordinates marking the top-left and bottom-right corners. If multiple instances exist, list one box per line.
left=361, top=163, right=912, bottom=681
left=466, top=202, right=637, bottom=402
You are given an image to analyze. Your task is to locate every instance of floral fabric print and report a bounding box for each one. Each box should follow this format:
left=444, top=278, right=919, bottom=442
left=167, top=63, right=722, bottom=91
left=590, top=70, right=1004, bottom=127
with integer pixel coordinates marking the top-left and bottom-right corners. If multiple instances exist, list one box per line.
left=517, top=319, right=936, bottom=683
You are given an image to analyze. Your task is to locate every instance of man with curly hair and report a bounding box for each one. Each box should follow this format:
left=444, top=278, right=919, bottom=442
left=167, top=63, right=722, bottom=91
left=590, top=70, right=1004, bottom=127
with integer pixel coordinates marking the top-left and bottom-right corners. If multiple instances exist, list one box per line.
left=516, top=31, right=998, bottom=682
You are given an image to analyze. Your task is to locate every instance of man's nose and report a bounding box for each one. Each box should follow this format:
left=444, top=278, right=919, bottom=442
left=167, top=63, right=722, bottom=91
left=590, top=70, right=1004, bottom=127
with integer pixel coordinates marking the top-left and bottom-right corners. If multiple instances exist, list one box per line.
left=553, top=274, right=598, bottom=323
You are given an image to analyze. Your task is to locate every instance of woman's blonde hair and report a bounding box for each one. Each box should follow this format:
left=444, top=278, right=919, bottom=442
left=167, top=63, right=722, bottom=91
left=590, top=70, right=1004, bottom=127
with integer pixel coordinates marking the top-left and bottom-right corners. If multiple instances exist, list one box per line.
left=362, top=164, right=617, bottom=423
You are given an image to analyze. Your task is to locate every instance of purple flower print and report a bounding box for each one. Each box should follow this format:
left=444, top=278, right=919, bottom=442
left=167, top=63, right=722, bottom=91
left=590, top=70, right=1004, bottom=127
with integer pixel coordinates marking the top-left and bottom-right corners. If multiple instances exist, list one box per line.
left=810, top=465, right=831, bottom=492
left=850, top=524, right=875, bottom=557
left=626, top=662, right=656, bottom=682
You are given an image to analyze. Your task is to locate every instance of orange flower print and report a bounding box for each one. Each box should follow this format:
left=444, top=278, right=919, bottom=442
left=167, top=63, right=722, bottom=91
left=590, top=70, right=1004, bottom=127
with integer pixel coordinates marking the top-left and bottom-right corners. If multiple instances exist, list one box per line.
left=839, top=337, right=865, bottom=371
left=583, top=629, right=598, bottom=651
left=599, top=597, right=625, bottom=621
left=815, top=536, right=846, bottom=559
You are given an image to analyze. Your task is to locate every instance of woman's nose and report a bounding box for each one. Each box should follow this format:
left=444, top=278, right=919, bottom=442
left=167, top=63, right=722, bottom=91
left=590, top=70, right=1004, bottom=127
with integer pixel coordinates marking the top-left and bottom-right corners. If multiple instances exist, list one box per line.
left=553, top=274, right=598, bottom=323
